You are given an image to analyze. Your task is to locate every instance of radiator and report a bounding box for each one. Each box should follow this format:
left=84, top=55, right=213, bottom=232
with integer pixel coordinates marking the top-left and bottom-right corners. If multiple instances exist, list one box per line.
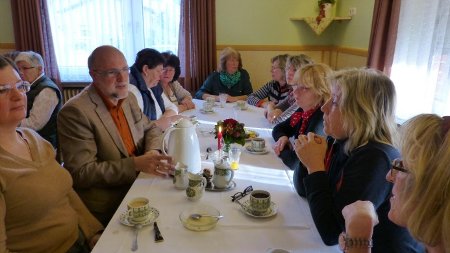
left=63, top=88, right=83, bottom=104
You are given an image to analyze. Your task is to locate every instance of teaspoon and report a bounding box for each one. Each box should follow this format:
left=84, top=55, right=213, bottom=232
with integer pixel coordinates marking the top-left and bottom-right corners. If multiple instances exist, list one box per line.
left=189, top=213, right=224, bottom=220
left=131, top=224, right=142, bottom=251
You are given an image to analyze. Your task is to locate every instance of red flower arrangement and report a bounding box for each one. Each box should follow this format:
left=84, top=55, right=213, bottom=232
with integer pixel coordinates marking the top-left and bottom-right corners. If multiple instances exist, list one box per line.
left=214, top=118, right=246, bottom=147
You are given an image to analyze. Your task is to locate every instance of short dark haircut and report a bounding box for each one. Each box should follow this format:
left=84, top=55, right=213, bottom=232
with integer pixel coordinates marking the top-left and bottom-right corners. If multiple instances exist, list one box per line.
left=161, top=51, right=181, bottom=81
left=134, top=48, right=164, bottom=72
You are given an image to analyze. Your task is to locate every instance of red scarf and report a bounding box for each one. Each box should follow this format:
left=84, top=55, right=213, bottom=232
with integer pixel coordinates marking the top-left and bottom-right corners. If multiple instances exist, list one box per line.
left=289, top=106, right=320, bottom=135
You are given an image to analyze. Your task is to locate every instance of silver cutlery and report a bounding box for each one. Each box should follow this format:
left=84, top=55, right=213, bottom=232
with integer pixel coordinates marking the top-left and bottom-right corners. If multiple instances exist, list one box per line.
left=154, top=222, right=164, bottom=242
left=131, top=224, right=142, bottom=251
left=189, top=213, right=224, bottom=220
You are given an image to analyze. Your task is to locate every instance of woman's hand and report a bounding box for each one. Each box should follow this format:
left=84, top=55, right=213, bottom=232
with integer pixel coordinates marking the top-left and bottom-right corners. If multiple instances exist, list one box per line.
left=294, top=132, right=327, bottom=174
left=267, top=109, right=282, bottom=123
left=181, top=98, right=195, bottom=109
left=342, top=200, right=378, bottom=239
left=273, top=136, right=292, bottom=155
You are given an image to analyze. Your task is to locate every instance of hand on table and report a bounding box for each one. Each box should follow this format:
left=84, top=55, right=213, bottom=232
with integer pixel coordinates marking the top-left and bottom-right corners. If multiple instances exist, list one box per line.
left=181, top=98, right=195, bottom=110
left=155, top=115, right=186, bottom=130
left=267, top=109, right=282, bottom=123
left=273, top=136, right=292, bottom=155
left=294, top=132, right=327, bottom=174
left=134, top=152, right=175, bottom=176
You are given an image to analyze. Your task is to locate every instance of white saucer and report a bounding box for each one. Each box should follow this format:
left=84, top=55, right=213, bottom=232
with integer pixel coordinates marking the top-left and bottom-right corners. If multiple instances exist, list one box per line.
left=245, top=146, right=269, bottom=155
left=199, top=108, right=215, bottom=114
left=238, top=199, right=278, bottom=218
left=119, top=207, right=160, bottom=227
left=206, top=180, right=237, bottom=192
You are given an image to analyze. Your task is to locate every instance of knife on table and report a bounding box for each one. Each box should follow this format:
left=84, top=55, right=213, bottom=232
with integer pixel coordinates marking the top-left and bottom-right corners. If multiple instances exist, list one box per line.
left=154, top=222, right=164, bottom=242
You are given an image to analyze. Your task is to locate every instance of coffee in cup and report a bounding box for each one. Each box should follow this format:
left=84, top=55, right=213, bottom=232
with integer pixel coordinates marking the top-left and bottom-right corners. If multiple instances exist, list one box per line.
left=249, top=190, right=271, bottom=215
left=127, top=197, right=150, bottom=223
left=251, top=138, right=266, bottom=152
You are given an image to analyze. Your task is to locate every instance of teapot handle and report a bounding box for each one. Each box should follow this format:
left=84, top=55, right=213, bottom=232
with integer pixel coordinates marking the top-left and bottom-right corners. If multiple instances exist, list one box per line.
left=161, top=126, right=176, bottom=155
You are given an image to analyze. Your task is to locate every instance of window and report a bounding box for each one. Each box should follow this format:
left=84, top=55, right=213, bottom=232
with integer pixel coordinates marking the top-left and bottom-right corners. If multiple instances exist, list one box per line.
left=390, top=0, right=450, bottom=120
left=47, top=0, right=181, bottom=82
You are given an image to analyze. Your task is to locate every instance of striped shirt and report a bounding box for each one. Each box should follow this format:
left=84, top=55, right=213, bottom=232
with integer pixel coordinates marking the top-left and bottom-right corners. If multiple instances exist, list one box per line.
left=247, top=80, right=291, bottom=107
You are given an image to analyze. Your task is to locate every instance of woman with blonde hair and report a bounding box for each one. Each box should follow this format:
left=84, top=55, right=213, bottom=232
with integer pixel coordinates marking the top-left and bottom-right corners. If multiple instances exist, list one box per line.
left=272, top=63, right=332, bottom=195
left=195, top=47, right=253, bottom=102
left=341, top=114, right=450, bottom=253
left=294, top=68, right=423, bottom=252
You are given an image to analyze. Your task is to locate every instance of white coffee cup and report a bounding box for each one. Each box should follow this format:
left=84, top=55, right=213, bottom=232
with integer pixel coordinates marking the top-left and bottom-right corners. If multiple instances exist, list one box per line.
left=237, top=100, right=247, bottom=110
left=127, top=197, right=150, bottom=223
left=251, top=138, right=265, bottom=152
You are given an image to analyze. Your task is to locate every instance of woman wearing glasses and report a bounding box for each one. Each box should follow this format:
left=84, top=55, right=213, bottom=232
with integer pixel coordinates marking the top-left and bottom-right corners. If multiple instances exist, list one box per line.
left=0, top=56, right=103, bottom=251
left=340, top=114, right=450, bottom=253
left=272, top=63, right=332, bottom=197
left=294, top=69, right=423, bottom=252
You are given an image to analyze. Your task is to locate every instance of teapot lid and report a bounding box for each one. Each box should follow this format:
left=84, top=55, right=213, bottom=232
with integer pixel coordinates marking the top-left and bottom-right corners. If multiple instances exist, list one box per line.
left=174, top=118, right=194, bottom=128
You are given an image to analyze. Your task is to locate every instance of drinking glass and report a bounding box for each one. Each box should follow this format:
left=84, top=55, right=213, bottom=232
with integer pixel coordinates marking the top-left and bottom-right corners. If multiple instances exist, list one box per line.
left=228, top=147, right=242, bottom=170
left=219, top=93, right=228, bottom=107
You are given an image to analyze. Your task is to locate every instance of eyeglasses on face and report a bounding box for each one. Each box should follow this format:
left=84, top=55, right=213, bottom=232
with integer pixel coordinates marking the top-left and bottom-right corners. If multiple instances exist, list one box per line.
left=93, top=67, right=130, bottom=78
left=231, top=185, right=253, bottom=202
left=18, top=66, right=36, bottom=72
left=390, top=158, right=409, bottom=180
left=0, top=80, right=31, bottom=96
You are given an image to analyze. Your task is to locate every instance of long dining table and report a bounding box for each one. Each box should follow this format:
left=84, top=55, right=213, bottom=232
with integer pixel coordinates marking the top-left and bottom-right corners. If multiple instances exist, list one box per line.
left=92, top=99, right=340, bottom=253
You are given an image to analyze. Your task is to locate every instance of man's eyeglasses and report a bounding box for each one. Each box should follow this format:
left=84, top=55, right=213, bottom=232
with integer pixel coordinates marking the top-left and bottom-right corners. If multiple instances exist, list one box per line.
left=93, top=67, right=130, bottom=78
left=0, top=80, right=31, bottom=96
left=390, top=159, right=409, bottom=180
left=231, top=185, right=253, bottom=202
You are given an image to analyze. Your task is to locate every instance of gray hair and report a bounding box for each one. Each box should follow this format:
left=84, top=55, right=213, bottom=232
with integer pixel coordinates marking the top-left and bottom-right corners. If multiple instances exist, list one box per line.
left=15, top=51, right=45, bottom=68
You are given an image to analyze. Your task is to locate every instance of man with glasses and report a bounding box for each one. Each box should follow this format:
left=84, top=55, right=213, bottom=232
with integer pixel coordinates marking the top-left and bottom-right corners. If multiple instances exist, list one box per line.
left=14, top=51, right=62, bottom=148
left=57, top=45, right=174, bottom=226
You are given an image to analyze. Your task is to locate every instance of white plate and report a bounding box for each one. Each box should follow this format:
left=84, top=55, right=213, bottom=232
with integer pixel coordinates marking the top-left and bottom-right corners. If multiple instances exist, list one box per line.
left=119, top=207, right=160, bottom=227
left=238, top=200, right=278, bottom=218
left=245, top=146, right=269, bottom=155
left=199, top=108, right=215, bottom=114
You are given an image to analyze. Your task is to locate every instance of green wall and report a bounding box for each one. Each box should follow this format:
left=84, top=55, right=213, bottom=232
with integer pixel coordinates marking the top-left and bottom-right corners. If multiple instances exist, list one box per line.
left=0, top=0, right=14, bottom=43
left=0, top=0, right=374, bottom=49
left=216, top=0, right=374, bottom=49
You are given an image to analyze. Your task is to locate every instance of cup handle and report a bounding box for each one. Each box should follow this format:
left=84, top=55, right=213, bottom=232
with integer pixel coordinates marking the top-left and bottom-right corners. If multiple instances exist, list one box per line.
left=227, top=169, right=235, bottom=185
left=201, top=177, right=207, bottom=189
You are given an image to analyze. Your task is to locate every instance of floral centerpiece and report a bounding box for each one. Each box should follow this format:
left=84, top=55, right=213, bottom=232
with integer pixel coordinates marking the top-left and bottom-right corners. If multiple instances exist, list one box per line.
left=214, top=118, right=246, bottom=152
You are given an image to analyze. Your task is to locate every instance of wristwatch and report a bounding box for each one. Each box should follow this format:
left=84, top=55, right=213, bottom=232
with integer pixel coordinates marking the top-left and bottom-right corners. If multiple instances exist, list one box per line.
left=340, top=233, right=373, bottom=252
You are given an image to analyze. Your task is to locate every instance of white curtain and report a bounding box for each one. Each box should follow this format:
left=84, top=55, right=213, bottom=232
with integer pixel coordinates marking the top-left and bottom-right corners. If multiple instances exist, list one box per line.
left=47, top=0, right=180, bottom=82
left=390, top=0, right=450, bottom=120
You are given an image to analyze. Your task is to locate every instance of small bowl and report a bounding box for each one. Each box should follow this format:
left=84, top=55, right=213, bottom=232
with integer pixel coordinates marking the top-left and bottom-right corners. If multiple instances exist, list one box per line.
left=179, top=204, right=221, bottom=231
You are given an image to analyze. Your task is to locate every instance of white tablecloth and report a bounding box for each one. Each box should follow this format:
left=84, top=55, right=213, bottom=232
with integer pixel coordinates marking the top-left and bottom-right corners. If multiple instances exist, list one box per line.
left=92, top=100, right=340, bottom=253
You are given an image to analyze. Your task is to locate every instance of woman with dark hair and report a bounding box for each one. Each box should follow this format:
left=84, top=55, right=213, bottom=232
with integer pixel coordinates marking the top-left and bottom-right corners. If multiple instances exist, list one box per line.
left=128, top=48, right=182, bottom=130
left=160, top=51, right=195, bottom=112
left=194, top=47, right=253, bottom=102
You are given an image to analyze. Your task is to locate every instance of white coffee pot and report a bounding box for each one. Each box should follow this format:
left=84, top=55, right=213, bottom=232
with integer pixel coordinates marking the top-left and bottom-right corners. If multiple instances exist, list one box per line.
left=162, top=118, right=202, bottom=174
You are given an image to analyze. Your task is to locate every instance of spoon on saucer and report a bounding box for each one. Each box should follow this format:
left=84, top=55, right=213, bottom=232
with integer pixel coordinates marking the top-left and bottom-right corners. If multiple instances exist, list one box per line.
left=131, top=224, right=142, bottom=251
left=189, top=213, right=224, bottom=220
